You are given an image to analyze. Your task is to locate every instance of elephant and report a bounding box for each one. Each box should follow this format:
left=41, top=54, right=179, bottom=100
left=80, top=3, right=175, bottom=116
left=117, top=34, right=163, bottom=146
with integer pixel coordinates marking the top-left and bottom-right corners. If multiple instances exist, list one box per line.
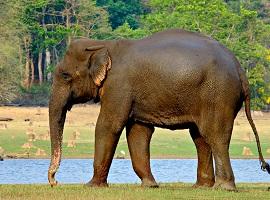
left=48, top=29, right=270, bottom=191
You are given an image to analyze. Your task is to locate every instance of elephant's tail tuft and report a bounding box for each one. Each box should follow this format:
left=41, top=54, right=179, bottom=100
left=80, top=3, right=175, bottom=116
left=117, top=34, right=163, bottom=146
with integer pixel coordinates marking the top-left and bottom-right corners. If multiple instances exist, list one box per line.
left=261, top=161, right=270, bottom=174
left=237, top=65, right=270, bottom=174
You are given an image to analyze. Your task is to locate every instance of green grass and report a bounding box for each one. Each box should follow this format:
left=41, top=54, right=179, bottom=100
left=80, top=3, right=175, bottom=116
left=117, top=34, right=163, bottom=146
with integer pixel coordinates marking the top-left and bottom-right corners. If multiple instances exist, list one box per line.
left=0, top=183, right=269, bottom=200
left=1, top=127, right=269, bottom=159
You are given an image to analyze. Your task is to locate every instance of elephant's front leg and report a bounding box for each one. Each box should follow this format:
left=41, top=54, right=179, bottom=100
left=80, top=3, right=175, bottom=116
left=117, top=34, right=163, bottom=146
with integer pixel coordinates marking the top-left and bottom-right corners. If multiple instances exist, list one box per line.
left=86, top=102, right=130, bottom=187
left=126, top=122, right=158, bottom=187
left=190, top=126, right=215, bottom=187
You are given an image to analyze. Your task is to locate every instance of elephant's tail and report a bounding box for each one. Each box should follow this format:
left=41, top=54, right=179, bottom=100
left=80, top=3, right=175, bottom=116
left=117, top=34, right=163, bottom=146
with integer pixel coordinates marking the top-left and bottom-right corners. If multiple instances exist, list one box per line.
left=238, top=66, right=270, bottom=174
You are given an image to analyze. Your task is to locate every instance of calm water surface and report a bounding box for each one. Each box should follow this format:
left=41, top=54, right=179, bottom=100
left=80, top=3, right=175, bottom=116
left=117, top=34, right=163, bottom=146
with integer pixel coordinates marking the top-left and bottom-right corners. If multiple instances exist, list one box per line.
left=0, top=159, right=269, bottom=184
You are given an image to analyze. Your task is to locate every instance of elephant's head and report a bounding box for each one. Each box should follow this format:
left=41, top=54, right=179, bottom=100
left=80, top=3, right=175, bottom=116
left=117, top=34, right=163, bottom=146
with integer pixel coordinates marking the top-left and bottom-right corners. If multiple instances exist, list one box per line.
left=48, top=39, right=112, bottom=186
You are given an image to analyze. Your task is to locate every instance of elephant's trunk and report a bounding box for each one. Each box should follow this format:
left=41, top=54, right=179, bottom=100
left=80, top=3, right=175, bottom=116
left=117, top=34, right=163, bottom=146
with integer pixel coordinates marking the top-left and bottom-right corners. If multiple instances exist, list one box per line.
left=48, top=83, right=70, bottom=187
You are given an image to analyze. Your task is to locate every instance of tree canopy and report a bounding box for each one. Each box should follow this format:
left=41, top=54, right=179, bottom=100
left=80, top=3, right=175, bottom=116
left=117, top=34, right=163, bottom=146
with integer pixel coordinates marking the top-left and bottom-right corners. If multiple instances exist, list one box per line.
left=96, top=0, right=147, bottom=29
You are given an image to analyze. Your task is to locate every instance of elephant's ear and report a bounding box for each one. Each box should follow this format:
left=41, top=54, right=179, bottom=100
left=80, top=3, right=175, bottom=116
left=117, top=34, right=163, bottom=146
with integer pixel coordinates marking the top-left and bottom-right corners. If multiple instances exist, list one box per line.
left=87, top=47, right=112, bottom=86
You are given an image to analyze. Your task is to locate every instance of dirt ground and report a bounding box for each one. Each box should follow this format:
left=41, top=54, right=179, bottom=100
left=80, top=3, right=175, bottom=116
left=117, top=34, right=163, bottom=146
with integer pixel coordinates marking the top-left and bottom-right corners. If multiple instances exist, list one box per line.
left=0, top=104, right=269, bottom=129
left=0, top=104, right=100, bottom=125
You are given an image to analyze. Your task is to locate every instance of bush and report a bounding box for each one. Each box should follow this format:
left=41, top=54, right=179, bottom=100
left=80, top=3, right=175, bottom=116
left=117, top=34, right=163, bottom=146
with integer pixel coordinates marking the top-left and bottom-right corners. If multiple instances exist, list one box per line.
left=13, top=83, right=51, bottom=106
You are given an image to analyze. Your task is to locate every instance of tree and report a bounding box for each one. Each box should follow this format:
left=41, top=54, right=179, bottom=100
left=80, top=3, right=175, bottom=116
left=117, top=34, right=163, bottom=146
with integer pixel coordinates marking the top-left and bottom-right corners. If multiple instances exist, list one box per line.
left=113, top=22, right=149, bottom=39
left=0, top=0, right=112, bottom=104
left=97, top=0, right=147, bottom=29
left=20, top=0, right=112, bottom=86
left=0, top=1, right=24, bottom=102
left=226, top=0, right=270, bottom=24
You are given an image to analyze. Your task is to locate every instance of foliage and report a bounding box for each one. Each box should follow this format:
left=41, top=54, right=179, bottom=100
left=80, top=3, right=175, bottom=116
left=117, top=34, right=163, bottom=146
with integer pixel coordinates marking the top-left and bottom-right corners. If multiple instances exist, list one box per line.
left=96, top=0, right=147, bottom=29
left=15, top=83, right=51, bottom=106
left=20, top=0, right=67, bottom=58
left=113, top=22, right=149, bottom=39
left=227, top=0, right=270, bottom=24
left=0, top=1, right=24, bottom=103
left=20, top=0, right=112, bottom=62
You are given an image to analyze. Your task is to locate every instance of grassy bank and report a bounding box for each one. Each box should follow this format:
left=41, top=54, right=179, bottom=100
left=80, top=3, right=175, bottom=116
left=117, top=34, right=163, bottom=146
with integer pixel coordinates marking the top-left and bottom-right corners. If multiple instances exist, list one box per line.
left=0, top=105, right=270, bottom=159
left=0, top=183, right=270, bottom=200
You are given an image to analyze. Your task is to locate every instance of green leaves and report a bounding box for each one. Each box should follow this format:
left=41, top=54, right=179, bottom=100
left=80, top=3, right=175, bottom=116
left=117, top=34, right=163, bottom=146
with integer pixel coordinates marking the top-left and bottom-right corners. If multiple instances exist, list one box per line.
left=97, top=0, right=146, bottom=29
left=0, top=0, right=23, bottom=103
left=113, top=22, right=149, bottom=39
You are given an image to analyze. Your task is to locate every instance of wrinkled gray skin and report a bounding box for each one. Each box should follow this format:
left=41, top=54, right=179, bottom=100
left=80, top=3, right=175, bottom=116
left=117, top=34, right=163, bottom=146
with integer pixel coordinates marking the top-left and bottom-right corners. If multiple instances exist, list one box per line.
left=48, top=29, right=269, bottom=191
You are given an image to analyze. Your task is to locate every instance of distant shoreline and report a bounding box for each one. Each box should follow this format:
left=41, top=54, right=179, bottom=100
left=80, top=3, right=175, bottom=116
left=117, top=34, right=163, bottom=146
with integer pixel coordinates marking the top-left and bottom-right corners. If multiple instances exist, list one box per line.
left=1, top=156, right=268, bottom=160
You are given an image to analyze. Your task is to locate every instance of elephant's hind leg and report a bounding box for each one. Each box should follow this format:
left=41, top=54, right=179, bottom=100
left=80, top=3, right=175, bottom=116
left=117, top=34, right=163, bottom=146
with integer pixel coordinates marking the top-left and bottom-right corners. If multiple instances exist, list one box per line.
left=126, top=122, right=158, bottom=187
left=190, top=125, right=215, bottom=188
left=200, top=111, right=236, bottom=191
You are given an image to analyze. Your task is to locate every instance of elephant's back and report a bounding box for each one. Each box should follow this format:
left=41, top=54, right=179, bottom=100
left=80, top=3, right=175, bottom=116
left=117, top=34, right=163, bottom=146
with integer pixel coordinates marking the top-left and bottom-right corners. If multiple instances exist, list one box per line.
left=129, top=29, right=240, bottom=86
left=136, top=29, right=220, bottom=53
left=124, top=30, right=243, bottom=124
left=132, top=30, right=234, bottom=70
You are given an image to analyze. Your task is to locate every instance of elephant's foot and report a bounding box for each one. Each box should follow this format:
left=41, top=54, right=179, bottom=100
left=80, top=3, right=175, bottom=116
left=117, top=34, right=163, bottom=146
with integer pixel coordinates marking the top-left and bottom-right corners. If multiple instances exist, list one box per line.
left=192, top=179, right=215, bottom=188
left=85, top=179, right=108, bottom=187
left=213, top=180, right=237, bottom=191
left=141, top=178, right=159, bottom=188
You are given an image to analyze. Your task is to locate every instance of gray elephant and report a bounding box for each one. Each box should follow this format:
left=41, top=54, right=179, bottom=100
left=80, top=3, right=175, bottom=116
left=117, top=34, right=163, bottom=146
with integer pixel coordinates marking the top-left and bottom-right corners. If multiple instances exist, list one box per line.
left=48, top=29, right=270, bottom=191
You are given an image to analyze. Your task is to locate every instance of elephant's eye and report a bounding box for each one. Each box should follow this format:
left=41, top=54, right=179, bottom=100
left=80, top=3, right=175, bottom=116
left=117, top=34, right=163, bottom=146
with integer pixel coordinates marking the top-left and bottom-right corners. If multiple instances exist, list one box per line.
left=61, top=72, right=72, bottom=81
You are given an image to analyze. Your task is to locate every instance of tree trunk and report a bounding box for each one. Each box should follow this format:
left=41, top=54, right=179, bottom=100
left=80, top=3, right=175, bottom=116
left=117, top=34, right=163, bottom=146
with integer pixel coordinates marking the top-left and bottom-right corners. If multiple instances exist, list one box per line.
left=65, top=3, right=71, bottom=46
left=24, top=58, right=30, bottom=89
left=38, top=52, right=43, bottom=85
left=23, top=37, right=30, bottom=89
left=66, top=16, right=71, bottom=45
left=30, top=58, right=35, bottom=87
left=45, top=49, right=51, bottom=81
left=18, top=45, right=23, bottom=79
left=53, top=47, right=59, bottom=64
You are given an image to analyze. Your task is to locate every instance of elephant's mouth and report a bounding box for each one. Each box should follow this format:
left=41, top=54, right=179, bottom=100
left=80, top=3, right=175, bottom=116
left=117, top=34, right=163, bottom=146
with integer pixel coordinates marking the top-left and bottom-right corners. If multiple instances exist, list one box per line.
left=66, top=102, right=73, bottom=111
left=68, top=86, right=100, bottom=107
left=67, top=93, right=94, bottom=110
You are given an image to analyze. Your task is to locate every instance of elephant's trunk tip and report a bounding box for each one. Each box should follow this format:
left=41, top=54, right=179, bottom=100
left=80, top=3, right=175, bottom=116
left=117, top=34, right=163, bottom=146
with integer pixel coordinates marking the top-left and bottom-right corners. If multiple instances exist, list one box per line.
left=261, top=161, right=270, bottom=174
left=48, top=168, right=58, bottom=187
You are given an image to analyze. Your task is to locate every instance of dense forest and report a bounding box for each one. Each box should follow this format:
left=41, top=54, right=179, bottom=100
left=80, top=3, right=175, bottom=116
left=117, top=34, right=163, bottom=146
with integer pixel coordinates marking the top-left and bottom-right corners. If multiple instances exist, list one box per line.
left=0, top=0, right=270, bottom=109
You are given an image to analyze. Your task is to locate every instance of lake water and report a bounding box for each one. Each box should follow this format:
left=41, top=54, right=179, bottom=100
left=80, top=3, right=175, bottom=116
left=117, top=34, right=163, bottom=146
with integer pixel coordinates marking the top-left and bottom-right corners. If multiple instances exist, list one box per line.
left=0, top=159, right=269, bottom=184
